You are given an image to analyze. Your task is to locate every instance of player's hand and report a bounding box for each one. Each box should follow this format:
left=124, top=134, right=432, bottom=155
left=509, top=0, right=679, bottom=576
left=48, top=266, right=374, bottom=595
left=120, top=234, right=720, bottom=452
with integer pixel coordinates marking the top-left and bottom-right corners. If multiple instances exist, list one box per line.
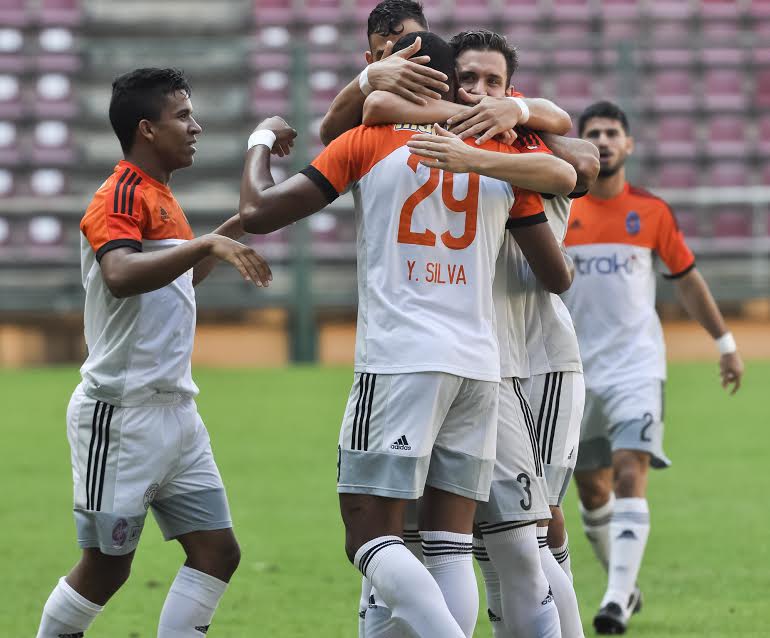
left=719, top=351, right=744, bottom=395
left=205, top=234, right=272, bottom=287
left=367, top=36, right=450, bottom=105
left=255, top=117, right=297, bottom=158
left=406, top=123, right=477, bottom=173
left=448, top=90, right=525, bottom=145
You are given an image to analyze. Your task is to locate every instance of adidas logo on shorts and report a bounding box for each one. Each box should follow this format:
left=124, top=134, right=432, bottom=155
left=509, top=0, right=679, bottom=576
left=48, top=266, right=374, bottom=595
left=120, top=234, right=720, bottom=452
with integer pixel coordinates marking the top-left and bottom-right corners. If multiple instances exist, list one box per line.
left=390, top=435, right=411, bottom=451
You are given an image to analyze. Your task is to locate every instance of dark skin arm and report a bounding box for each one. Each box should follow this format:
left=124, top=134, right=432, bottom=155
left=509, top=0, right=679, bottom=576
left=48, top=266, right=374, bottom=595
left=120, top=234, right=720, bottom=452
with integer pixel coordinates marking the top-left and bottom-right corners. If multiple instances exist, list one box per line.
left=510, top=222, right=573, bottom=294
left=538, top=133, right=600, bottom=194
left=100, top=233, right=272, bottom=299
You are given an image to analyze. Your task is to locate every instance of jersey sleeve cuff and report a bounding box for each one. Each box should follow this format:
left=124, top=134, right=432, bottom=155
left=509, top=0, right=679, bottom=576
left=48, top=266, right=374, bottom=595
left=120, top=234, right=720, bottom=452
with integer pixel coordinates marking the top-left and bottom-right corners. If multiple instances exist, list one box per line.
left=663, top=261, right=696, bottom=280
left=506, top=211, right=547, bottom=229
left=568, top=189, right=589, bottom=199
left=300, top=165, right=339, bottom=203
left=95, top=238, right=142, bottom=262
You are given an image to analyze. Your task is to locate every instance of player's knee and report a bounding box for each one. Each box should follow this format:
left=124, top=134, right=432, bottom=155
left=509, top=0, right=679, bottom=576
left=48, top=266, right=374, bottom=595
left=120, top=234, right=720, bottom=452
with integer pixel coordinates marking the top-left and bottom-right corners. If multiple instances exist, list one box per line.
left=218, top=538, right=241, bottom=578
left=574, top=473, right=611, bottom=509
left=613, top=450, right=649, bottom=496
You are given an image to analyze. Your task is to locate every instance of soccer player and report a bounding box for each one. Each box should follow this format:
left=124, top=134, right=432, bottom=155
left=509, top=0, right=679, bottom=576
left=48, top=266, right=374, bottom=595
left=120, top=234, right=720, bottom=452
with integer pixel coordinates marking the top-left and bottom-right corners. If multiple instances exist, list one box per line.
left=563, top=101, right=745, bottom=634
left=238, top=32, right=576, bottom=638
left=35, top=68, right=274, bottom=638
left=362, top=29, right=599, bottom=638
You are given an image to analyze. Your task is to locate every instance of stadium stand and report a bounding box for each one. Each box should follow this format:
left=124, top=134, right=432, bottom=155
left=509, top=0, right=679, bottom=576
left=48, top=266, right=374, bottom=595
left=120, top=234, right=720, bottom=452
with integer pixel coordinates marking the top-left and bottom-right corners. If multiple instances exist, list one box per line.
left=2, top=0, right=769, bottom=354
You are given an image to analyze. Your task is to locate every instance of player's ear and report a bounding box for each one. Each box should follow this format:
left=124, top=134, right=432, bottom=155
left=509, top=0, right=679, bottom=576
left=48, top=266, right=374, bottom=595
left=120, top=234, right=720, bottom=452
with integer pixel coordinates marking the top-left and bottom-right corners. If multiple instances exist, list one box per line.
left=505, top=86, right=514, bottom=97
left=365, top=50, right=373, bottom=65
left=137, top=119, right=155, bottom=144
left=626, top=135, right=635, bottom=155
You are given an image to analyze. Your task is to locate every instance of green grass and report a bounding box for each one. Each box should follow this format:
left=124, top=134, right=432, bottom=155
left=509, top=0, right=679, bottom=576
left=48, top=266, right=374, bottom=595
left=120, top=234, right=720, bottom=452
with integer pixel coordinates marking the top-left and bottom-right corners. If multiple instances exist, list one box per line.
left=3, top=362, right=770, bottom=636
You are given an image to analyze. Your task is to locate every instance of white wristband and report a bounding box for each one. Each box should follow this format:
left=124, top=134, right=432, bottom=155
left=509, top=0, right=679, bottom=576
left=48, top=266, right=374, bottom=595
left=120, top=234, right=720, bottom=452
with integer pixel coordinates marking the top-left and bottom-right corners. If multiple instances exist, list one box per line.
left=509, top=96, right=530, bottom=124
left=359, top=66, right=373, bottom=96
left=247, top=129, right=277, bottom=151
left=716, top=332, right=737, bottom=355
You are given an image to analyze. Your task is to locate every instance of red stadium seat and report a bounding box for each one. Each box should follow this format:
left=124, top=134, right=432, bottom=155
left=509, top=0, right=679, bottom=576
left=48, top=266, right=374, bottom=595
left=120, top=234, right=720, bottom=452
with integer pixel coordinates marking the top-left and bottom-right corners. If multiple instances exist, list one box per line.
left=599, top=0, right=638, bottom=20
left=0, top=28, right=26, bottom=73
left=502, top=20, right=542, bottom=47
left=645, top=48, right=694, bottom=68
left=0, top=73, right=22, bottom=119
left=0, top=121, right=20, bottom=166
left=701, top=47, right=744, bottom=67
left=706, top=162, right=749, bottom=187
left=509, top=71, right=541, bottom=98
left=254, top=0, right=293, bottom=26
left=34, top=72, right=77, bottom=118
left=251, top=71, right=290, bottom=115
left=255, top=25, right=291, bottom=50
left=251, top=51, right=291, bottom=72
left=748, top=0, right=770, bottom=18
left=649, top=20, right=690, bottom=44
left=0, top=0, right=28, bottom=27
left=701, top=20, right=743, bottom=44
left=713, top=209, right=753, bottom=238
left=0, top=168, right=15, bottom=197
left=451, top=0, right=495, bottom=24
left=651, top=70, right=695, bottom=111
left=552, top=0, right=593, bottom=21
left=702, top=0, right=744, bottom=19
left=550, top=23, right=590, bottom=44
left=39, top=0, right=81, bottom=26
left=304, top=0, right=345, bottom=24
left=501, top=0, right=543, bottom=22
left=31, top=120, right=75, bottom=165
left=704, top=115, right=749, bottom=158
left=649, top=0, right=694, bottom=19
left=703, top=69, right=745, bottom=110
left=756, top=70, right=770, bottom=108
left=309, top=68, right=343, bottom=113
left=601, top=20, right=637, bottom=43
left=552, top=73, right=592, bottom=111
left=655, top=115, right=696, bottom=158
left=30, top=168, right=66, bottom=196
left=757, top=116, right=770, bottom=155
left=653, top=162, right=698, bottom=189
left=673, top=209, right=700, bottom=238
left=36, top=27, right=80, bottom=73
left=552, top=48, right=593, bottom=69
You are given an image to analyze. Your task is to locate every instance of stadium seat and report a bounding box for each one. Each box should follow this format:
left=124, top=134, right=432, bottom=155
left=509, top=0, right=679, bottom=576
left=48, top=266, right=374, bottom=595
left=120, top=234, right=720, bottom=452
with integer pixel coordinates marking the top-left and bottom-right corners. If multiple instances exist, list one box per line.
left=701, top=46, right=744, bottom=67
left=0, top=168, right=14, bottom=197
left=501, top=19, right=543, bottom=47
left=757, top=116, right=770, bottom=155
left=31, top=120, right=75, bottom=165
left=649, top=20, right=691, bottom=44
left=702, top=0, right=743, bottom=18
left=672, top=208, right=700, bottom=238
left=0, top=28, right=25, bottom=73
left=599, top=0, right=638, bottom=20
left=255, top=25, right=291, bottom=49
left=601, top=20, right=636, bottom=42
left=748, top=0, right=770, bottom=18
left=756, top=70, right=770, bottom=108
left=0, top=0, right=28, bottom=27
left=509, top=71, right=541, bottom=98
left=648, top=0, right=694, bottom=19
left=0, top=74, right=22, bottom=119
left=701, top=18, right=743, bottom=44
left=39, top=0, right=82, bottom=26
left=252, top=70, right=290, bottom=114
left=552, top=48, right=593, bottom=69
left=703, top=69, right=746, bottom=110
left=652, top=162, right=698, bottom=189
left=451, top=0, right=495, bottom=24
left=655, top=115, right=696, bottom=159
left=713, top=208, right=753, bottom=238
left=651, top=70, right=695, bottom=111
left=500, top=0, right=543, bottom=22
left=706, top=162, right=749, bottom=187
left=552, top=73, right=592, bottom=111
left=645, top=48, right=694, bottom=68
left=309, top=69, right=343, bottom=113
left=34, top=73, right=77, bottom=118
left=28, top=216, right=64, bottom=245
left=552, top=0, right=593, bottom=21
left=704, top=115, right=748, bottom=158
left=0, top=121, right=20, bottom=166
left=30, top=168, right=66, bottom=196
left=251, top=50, right=291, bottom=72
left=304, top=0, right=345, bottom=24
left=36, top=27, right=80, bottom=73
left=254, top=0, right=294, bottom=26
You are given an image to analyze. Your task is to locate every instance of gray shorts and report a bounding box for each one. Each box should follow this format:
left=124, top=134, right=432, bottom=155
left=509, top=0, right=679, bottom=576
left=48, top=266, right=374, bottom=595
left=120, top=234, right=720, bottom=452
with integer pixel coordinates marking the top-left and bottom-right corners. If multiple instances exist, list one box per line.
left=576, top=379, right=670, bottom=472
left=67, top=385, right=232, bottom=556
left=337, top=372, right=498, bottom=501
left=475, top=378, right=550, bottom=528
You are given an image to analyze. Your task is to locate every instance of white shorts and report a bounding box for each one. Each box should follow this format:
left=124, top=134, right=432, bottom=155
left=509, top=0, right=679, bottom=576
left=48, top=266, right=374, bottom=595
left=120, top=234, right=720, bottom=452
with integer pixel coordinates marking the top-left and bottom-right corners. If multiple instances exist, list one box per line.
left=576, top=379, right=670, bottom=471
left=67, top=384, right=231, bottom=556
left=476, top=378, right=550, bottom=530
left=521, top=371, right=585, bottom=506
left=337, top=372, right=498, bottom=501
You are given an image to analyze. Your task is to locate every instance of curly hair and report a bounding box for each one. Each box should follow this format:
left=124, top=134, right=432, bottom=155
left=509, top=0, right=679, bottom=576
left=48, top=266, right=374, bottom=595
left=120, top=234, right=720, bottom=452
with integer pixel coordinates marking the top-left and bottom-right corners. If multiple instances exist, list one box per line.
left=449, top=29, right=518, bottom=85
left=367, top=0, right=428, bottom=38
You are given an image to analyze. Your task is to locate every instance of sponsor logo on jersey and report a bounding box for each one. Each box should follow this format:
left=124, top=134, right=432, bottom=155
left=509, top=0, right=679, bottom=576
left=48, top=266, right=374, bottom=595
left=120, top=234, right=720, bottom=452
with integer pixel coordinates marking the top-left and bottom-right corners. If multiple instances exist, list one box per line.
left=393, top=123, right=434, bottom=134
left=390, top=435, right=411, bottom=451
left=160, top=207, right=170, bottom=222
left=626, top=210, right=641, bottom=235
left=111, top=518, right=129, bottom=547
left=574, top=253, right=637, bottom=275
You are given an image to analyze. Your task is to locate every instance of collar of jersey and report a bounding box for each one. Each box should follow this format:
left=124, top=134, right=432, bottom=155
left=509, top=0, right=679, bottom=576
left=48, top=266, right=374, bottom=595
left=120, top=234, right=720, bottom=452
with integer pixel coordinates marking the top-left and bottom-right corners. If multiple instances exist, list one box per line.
left=115, top=160, right=172, bottom=194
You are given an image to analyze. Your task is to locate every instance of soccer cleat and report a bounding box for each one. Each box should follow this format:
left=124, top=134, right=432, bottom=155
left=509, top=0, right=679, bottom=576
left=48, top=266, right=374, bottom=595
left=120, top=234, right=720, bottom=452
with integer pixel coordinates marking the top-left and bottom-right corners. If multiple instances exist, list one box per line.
left=627, top=586, right=643, bottom=615
left=593, top=602, right=627, bottom=635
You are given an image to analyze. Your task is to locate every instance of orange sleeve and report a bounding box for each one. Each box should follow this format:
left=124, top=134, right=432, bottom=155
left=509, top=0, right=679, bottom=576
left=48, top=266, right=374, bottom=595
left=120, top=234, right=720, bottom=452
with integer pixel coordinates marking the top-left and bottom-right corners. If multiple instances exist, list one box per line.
left=80, top=187, right=147, bottom=262
left=656, top=202, right=696, bottom=278
left=507, top=188, right=547, bottom=228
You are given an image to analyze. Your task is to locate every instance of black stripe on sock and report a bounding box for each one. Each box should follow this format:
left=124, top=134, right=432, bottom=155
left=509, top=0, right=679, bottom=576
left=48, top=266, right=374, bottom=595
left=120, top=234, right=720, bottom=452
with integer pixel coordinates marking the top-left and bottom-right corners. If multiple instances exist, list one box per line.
left=113, top=168, right=131, bottom=213
left=95, top=404, right=114, bottom=511
left=359, top=539, right=404, bottom=577
left=85, top=401, right=101, bottom=510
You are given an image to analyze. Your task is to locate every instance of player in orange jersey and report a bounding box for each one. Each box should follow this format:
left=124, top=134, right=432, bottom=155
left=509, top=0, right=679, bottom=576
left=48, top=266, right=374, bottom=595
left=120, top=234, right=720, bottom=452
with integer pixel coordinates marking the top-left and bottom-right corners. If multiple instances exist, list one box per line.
left=35, top=68, right=274, bottom=638
left=563, top=101, right=744, bottom=634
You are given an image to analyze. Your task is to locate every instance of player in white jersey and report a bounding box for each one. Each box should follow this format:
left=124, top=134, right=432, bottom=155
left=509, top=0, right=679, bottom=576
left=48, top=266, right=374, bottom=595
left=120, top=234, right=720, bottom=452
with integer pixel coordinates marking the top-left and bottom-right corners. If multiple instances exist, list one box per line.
left=35, top=68, right=274, bottom=638
left=238, top=32, right=577, bottom=638
left=563, top=101, right=744, bottom=634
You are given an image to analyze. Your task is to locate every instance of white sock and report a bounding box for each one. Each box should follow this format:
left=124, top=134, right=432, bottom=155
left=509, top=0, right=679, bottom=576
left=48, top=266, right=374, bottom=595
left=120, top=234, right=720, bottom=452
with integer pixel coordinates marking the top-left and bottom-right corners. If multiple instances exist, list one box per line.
left=359, top=577, right=373, bottom=637
left=538, top=527, right=584, bottom=638
left=473, top=537, right=508, bottom=638
left=36, top=577, right=103, bottom=638
left=157, top=566, right=228, bottom=638
left=354, top=536, right=465, bottom=638
left=579, top=493, right=614, bottom=571
left=550, top=534, right=573, bottom=582
left=421, top=531, right=477, bottom=638
left=483, top=523, right=561, bottom=638
left=601, top=498, right=650, bottom=613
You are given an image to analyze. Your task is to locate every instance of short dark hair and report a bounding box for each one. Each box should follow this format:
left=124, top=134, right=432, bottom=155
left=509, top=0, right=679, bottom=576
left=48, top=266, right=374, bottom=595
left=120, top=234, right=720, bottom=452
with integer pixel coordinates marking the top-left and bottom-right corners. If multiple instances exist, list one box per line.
left=367, top=0, right=428, bottom=39
left=109, top=68, right=191, bottom=153
left=392, top=31, right=455, bottom=99
left=450, top=29, right=518, bottom=85
left=578, top=100, right=630, bottom=136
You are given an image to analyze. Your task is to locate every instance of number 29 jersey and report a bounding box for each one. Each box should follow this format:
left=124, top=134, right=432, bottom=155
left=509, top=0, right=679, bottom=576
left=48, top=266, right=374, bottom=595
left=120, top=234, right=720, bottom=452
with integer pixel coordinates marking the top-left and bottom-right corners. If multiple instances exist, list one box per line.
left=302, top=124, right=545, bottom=382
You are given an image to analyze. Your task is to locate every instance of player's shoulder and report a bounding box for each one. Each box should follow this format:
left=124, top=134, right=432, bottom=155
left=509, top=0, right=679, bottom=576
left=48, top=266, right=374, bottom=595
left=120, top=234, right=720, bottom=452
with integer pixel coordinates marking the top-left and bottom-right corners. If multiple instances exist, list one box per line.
left=86, top=161, right=150, bottom=217
left=627, top=184, right=672, bottom=213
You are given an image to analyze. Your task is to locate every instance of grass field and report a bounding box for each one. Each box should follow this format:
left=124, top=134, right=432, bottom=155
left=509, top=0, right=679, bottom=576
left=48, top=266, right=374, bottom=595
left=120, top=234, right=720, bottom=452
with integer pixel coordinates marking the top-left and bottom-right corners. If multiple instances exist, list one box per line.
left=3, top=362, right=770, bottom=637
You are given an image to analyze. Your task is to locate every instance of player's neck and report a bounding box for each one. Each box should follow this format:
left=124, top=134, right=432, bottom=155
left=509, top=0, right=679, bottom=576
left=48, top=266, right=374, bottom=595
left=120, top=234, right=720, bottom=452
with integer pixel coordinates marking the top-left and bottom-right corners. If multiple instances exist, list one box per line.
left=123, top=150, right=172, bottom=185
left=590, top=169, right=626, bottom=200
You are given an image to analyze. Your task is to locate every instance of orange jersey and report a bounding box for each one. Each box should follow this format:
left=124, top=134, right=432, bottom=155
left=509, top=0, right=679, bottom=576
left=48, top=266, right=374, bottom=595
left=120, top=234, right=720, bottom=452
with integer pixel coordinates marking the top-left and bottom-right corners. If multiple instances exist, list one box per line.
left=78, top=161, right=198, bottom=406
left=562, top=183, right=695, bottom=388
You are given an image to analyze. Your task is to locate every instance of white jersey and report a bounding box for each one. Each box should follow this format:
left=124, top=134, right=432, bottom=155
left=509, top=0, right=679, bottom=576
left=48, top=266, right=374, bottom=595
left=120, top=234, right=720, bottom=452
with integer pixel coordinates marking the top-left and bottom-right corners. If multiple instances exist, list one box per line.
left=562, top=183, right=695, bottom=389
left=79, top=161, right=199, bottom=407
left=303, top=123, right=545, bottom=382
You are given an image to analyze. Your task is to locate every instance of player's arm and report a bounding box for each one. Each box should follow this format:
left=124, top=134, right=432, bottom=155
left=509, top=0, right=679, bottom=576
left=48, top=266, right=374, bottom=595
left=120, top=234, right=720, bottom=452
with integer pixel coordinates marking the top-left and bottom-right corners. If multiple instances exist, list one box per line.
left=538, top=133, right=600, bottom=194
left=100, top=236, right=271, bottom=298
left=510, top=222, right=573, bottom=294
left=673, top=268, right=744, bottom=394
left=319, top=37, right=449, bottom=145
left=239, top=117, right=335, bottom=233
left=407, top=124, right=576, bottom=195
left=446, top=90, right=572, bottom=144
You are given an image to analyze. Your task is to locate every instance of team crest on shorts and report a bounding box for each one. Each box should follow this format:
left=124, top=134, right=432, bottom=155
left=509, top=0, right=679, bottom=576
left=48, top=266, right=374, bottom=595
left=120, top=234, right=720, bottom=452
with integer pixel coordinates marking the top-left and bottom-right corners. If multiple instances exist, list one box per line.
left=625, top=211, right=641, bottom=235
left=112, top=518, right=129, bottom=547
left=143, top=483, right=160, bottom=510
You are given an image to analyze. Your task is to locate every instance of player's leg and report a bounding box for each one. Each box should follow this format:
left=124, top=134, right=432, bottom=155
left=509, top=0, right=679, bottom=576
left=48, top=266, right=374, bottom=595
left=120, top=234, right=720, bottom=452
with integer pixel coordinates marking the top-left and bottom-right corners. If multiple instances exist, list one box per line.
left=419, top=376, right=499, bottom=637
left=476, top=378, right=560, bottom=638
left=37, top=388, right=156, bottom=637
left=153, top=399, right=238, bottom=637
left=594, top=381, right=667, bottom=634
left=338, top=372, right=467, bottom=638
